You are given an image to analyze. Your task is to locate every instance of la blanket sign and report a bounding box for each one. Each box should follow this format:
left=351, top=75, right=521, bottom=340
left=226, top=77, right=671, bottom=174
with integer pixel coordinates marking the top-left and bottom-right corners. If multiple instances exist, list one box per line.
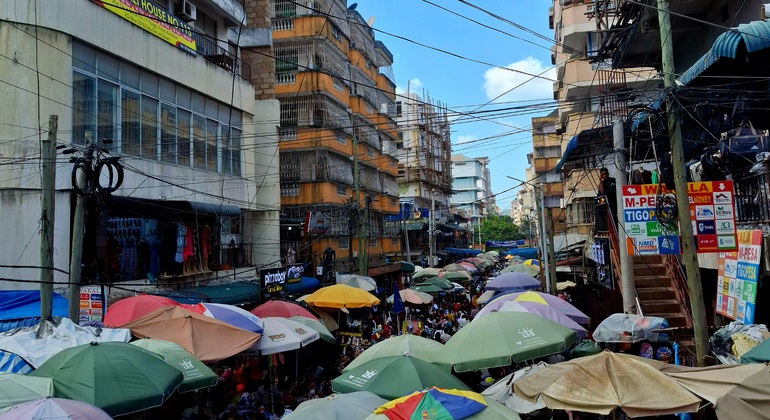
left=622, top=182, right=737, bottom=255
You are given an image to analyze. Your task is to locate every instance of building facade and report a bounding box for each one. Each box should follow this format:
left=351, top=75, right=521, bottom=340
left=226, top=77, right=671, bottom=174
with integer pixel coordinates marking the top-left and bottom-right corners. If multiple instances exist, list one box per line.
left=271, top=0, right=401, bottom=276
left=450, top=154, right=494, bottom=236
left=0, top=0, right=280, bottom=292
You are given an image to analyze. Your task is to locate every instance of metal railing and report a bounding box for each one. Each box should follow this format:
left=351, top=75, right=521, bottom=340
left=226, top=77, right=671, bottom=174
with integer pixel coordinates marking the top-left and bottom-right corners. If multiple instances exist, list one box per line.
left=192, top=33, right=251, bottom=81
left=734, top=167, right=770, bottom=224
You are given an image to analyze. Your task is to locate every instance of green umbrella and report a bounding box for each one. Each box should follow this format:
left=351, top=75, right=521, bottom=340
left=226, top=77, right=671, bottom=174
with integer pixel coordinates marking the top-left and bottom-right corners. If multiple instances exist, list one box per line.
left=410, top=283, right=445, bottom=294
left=131, top=339, right=217, bottom=393
left=343, top=334, right=444, bottom=372
left=0, top=373, right=53, bottom=410
left=437, top=271, right=472, bottom=282
left=332, top=355, right=470, bottom=400
left=501, top=264, right=540, bottom=276
left=413, top=270, right=439, bottom=281
left=289, top=315, right=335, bottom=343
left=284, top=391, right=388, bottom=420
left=436, top=312, right=577, bottom=372
left=422, top=277, right=454, bottom=290
left=30, top=341, right=184, bottom=417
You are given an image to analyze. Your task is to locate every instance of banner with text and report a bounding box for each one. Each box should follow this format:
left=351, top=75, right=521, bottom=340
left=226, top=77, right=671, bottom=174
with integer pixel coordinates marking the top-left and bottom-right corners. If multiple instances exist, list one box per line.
left=79, top=285, right=104, bottom=324
left=621, top=182, right=737, bottom=255
left=94, top=0, right=197, bottom=56
left=717, top=230, right=762, bottom=324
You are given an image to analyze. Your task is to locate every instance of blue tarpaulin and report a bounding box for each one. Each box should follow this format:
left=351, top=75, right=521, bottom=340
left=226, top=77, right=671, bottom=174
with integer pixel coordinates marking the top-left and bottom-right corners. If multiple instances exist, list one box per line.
left=505, top=247, right=539, bottom=259
left=0, top=290, right=68, bottom=321
left=443, top=247, right=483, bottom=256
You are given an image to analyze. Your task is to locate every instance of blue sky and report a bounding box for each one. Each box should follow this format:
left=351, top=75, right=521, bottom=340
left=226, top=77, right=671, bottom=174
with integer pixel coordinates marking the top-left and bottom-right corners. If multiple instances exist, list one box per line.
left=359, top=0, right=556, bottom=212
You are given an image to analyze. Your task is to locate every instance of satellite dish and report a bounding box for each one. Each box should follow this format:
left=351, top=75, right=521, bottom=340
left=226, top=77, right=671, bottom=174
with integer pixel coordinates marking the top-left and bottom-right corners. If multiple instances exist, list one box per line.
left=366, top=16, right=376, bottom=27
left=348, top=3, right=357, bottom=10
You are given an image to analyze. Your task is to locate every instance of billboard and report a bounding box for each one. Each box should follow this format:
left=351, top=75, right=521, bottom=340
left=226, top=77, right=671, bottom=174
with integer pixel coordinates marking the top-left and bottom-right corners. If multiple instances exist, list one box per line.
left=716, top=230, right=762, bottom=324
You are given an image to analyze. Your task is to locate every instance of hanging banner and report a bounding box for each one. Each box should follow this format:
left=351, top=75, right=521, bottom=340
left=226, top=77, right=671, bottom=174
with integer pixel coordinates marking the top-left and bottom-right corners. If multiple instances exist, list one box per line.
left=621, top=181, right=737, bottom=255
left=93, top=0, right=197, bottom=56
left=716, top=230, right=762, bottom=323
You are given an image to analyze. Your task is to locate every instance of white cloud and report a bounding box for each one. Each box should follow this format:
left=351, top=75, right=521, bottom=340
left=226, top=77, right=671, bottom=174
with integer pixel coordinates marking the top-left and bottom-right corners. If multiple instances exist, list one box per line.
left=454, top=134, right=476, bottom=144
left=483, top=57, right=556, bottom=103
left=396, top=78, right=424, bottom=95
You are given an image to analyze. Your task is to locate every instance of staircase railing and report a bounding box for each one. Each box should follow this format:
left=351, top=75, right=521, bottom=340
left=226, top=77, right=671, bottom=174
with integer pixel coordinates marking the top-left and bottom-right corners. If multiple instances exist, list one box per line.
left=603, top=205, right=623, bottom=293
left=662, top=253, right=694, bottom=327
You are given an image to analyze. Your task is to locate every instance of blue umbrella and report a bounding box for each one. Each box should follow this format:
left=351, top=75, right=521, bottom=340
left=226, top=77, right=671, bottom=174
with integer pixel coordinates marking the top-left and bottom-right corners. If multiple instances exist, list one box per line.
left=485, top=273, right=541, bottom=291
left=200, top=303, right=264, bottom=333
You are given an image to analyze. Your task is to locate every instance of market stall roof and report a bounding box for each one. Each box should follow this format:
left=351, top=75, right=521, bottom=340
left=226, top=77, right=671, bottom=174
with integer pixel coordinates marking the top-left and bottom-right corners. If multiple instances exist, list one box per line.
left=553, top=126, right=614, bottom=173
left=283, top=277, right=320, bottom=295
left=0, top=291, right=68, bottom=332
left=159, top=281, right=261, bottom=305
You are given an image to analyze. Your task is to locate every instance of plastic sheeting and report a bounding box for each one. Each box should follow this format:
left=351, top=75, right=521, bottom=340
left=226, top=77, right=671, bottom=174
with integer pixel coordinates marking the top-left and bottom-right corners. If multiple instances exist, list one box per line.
left=592, top=313, right=669, bottom=343
left=0, top=291, right=68, bottom=322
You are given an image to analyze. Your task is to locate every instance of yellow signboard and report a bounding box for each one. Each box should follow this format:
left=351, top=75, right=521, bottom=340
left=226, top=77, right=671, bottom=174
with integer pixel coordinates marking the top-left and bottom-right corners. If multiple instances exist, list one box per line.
left=95, top=0, right=197, bottom=56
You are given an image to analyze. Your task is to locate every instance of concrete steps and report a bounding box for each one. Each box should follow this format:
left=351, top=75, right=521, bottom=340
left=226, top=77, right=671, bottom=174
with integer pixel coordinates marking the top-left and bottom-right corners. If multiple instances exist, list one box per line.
left=633, top=255, right=692, bottom=329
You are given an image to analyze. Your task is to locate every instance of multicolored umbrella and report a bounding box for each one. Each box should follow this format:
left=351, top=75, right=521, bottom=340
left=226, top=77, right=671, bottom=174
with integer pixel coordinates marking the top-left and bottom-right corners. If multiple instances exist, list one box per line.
left=0, top=397, right=111, bottom=420
left=374, top=388, right=487, bottom=420
left=485, top=273, right=540, bottom=291
left=343, top=334, right=444, bottom=372
left=251, top=299, right=319, bottom=320
left=333, top=356, right=470, bottom=400
left=523, top=259, right=540, bottom=266
left=191, top=302, right=265, bottom=333
left=387, top=289, right=433, bottom=305
left=0, top=374, right=53, bottom=411
left=304, top=284, right=380, bottom=309
left=475, top=291, right=590, bottom=325
left=104, top=294, right=180, bottom=326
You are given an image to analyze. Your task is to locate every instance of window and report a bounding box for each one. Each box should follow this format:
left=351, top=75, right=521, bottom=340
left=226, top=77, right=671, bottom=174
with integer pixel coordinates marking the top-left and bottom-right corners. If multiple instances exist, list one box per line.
left=193, top=115, right=207, bottom=169
left=338, top=238, right=349, bottom=249
left=226, top=128, right=242, bottom=176
left=121, top=90, right=140, bottom=156
left=333, top=78, right=344, bottom=92
left=391, top=237, right=399, bottom=245
left=396, top=132, right=404, bottom=149
left=281, top=183, right=299, bottom=196
left=395, top=101, right=402, bottom=117
left=72, top=72, right=96, bottom=144
left=177, top=109, right=191, bottom=166
left=97, top=81, right=117, bottom=149
left=336, top=185, right=347, bottom=196
left=336, top=134, right=346, bottom=145
left=367, top=148, right=375, bottom=158
left=160, top=103, right=177, bottom=163
left=369, top=238, right=377, bottom=247
left=390, top=197, right=397, bottom=206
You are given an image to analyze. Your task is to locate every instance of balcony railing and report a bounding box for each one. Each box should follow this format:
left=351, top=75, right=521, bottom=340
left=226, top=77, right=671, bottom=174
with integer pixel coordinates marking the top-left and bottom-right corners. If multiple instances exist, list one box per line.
left=734, top=166, right=770, bottom=224
left=192, top=33, right=251, bottom=81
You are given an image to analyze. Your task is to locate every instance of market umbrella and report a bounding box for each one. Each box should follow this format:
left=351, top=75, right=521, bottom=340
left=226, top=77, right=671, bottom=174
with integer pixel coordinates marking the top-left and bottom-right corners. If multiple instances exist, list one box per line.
left=332, top=355, right=470, bottom=400
left=103, top=294, right=180, bottom=326
left=313, top=307, right=340, bottom=332
left=475, top=291, right=590, bottom=325
left=421, top=276, right=454, bottom=290
left=556, top=280, right=577, bottom=291
left=514, top=350, right=702, bottom=418
left=304, top=284, right=380, bottom=309
left=409, top=283, right=445, bottom=294
left=251, top=299, right=319, bottom=320
left=413, top=268, right=440, bottom=281
left=740, top=335, right=770, bottom=363
left=436, top=312, right=577, bottom=372
left=252, top=317, right=320, bottom=355
left=485, top=273, right=540, bottom=291
left=131, top=338, right=218, bottom=392
left=288, top=316, right=335, bottom=343
left=440, top=263, right=470, bottom=272
left=458, top=262, right=479, bottom=273
left=386, top=289, right=433, bottom=305
left=0, top=397, right=111, bottom=420
left=437, top=270, right=473, bottom=282
left=343, top=334, right=445, bottom=372
left=0, top=373, right=53, bottom=411
left=198, top=302, right=264, bottom=333
left=29, top=341, right=183, bottom=417
left=495, top=301, right=588, bottom=338
left=338, top=274, right=378, bottom=292
left=371, top=387, right=487, bottom=419
left=500, top=264, right=539, bottom=276
left=481, top=363, right=548, bottom=414
left=463, top=258, right=486, bottom=270
left=121, top=306, right=262, bottom=363
left=523, top=259, right=539, bottom=266
left=283, top=391, right=388, bottom=420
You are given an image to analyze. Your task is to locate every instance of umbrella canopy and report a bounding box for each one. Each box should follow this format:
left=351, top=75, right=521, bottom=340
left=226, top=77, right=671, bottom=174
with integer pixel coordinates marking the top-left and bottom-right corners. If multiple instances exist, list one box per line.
left=522, top=259, right=539, bottom=266
left=313, top=307, right=340, bottom=332
left=0, top=397, right=111, bottom=420
left=304, top=284, right=380, bottom=309
left=0, top=350, right=33, bottom=374
left=421, top=277, right=454, bottom=290
left=251, top=299, right=319, bottom=320
left=29, top=342, right=183, bottom=417
left=198, top=302, right=264, bottom=333
left=436, top=312, right=577, bottom=372
left=458, top=262, right=479, bottom=273
left=592, top=313, right=669, bottom=343
left=121, top=306, right=262, bottom=363
left=437, top=271, right=473, bottom=282
left=103, top=294, right=179, bottom=326
left=333, top=356, right=470, bottom=400
left=366, top=394, right=518, bottom=420
left=387, top=289, right=433, bottom=305
left=372, top=387, right=487, bottom=420
left=284, top=391, right=388, bottom=420
left=413, top=268, right=440, bottom=281
left=252, top=317, right=320, bottom=355
left=440, top=263, right=470, bottom=273
left=476, top=290, right=497, bottom=306
left=495, top=301, right=588, bottom=338
left=131, top=339, right=218, bottom=393
left=556, top=281, right=577, bottom=291
left=409, top=283, right=445, bottom=294
left=343, top=334, right=445, bottom=372
left=741, top=336, right=770, bottom=363
left=514, top=350, right=702, bottom=418
left=485, top=273, right=540, bottom=291
left=500, top=264, right=539, bottom=276
left=481, top=363, right=548, bottom=414
left=0, top=374, right=53, bottom=411
left=288, top=316, right=335, bottom=343
left=475, top=291, right=590, bottom=325
left=463, top=258, right=486, bottom=269
left=338, top=274, right=378, bottom=292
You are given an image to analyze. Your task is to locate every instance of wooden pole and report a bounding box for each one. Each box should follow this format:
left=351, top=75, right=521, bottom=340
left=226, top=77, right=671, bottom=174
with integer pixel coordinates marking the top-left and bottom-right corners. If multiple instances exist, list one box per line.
left=39, top=115, right=58, bottom=326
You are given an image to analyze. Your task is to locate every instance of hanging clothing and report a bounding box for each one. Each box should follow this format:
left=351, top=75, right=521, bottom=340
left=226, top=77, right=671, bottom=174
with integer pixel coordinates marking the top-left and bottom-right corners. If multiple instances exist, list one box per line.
left=200, top=225, right=211, bottom=260
left=183, top=224, right=194, bottom=261
left=175, top=223, right=186, bottom=263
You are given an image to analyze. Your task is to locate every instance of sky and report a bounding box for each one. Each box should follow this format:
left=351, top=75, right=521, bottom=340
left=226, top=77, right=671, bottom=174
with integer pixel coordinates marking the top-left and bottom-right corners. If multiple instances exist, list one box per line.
left=358, top=0, right=556, bottom=213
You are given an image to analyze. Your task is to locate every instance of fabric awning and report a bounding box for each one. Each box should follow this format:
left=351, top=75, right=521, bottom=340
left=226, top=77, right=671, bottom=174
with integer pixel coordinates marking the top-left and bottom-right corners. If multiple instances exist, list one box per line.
left=283, top=277, right=320, bottom=295
left=162, top=281, right=261, bottom=305
left=554, top=126, right=614, bottom=173
left=188, top=201, right=241, bottom=216
left=0, top=291, right=68, bottom=322
left=406, top=221, right=426, bottom=231
left=679, top=20, right=770, bottom=86
left=436, top=223, right=469, bottom=232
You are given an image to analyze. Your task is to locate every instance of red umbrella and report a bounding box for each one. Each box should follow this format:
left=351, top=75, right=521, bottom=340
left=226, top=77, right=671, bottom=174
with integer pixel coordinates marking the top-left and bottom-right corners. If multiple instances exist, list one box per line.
left=104, top=295, right=180, bottom=327
left=251, top=300, right=318, bottom=320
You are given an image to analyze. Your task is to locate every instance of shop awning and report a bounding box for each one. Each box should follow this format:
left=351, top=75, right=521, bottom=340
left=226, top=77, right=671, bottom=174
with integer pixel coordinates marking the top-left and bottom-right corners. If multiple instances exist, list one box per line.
left=436, top=223, right=469, bottom=232
left=443, top=247, right=482, bottom=256
left=283, top=276, right=320, bottom=295
left=188, top=201, right=242, bottom=216
left=400, top=261, right=416, bottom=273
left=679, top=20, right=770, bottom=86
left=161, top=281, right=261, bottom=305
left=554, top=126, right=614, bottom=173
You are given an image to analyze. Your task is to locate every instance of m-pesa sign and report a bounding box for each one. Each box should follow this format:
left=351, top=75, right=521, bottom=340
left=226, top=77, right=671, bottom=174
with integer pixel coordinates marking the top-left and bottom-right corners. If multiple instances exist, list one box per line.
left=621, top=182, right=737, bottom=255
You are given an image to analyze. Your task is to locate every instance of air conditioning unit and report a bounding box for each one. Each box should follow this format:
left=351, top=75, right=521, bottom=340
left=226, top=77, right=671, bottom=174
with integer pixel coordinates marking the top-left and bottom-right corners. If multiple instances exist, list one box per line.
left=763, top=4, right=770, bottom=20
left=177, top=0, right=197, bottom=22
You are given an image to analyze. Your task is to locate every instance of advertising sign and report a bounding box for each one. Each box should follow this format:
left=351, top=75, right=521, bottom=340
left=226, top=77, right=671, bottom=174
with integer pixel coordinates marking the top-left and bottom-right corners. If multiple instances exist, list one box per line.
left=260, top=264, right=306, bottom=291
left=716, top=230, right=762, bottom=323
left=621, top=182, right=737, bottom=255
left=286, top=263, right=305, bottom=283
left=94, top=0, right=197, bottom=56
left=79, top=285, right=104, bottom=324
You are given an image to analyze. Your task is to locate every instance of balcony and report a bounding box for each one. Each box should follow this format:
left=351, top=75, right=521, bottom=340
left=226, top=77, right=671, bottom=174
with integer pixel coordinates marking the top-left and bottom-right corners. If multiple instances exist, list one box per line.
left=274, top=39, right=350, bottom=83
left=279, top=94, right=352, bottom=134
left=734, top=168, right=770, bottom=225
left=560, top=1, right=595, bottom=52
left=192, top=33, right=250, bottom=80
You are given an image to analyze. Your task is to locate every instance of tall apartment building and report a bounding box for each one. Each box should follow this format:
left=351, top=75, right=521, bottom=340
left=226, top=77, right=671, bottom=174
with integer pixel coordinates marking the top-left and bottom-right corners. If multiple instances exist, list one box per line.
left=0, top=0, right=280, bottom=293
left=394, top=90, right=452, bottom=219
left=271, top=0, right=401, bottom=275
left=450, top=155, right=494, bottom=233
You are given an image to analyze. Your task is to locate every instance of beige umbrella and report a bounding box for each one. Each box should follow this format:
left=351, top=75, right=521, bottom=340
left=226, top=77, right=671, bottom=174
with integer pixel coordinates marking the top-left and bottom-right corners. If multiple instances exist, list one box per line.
left=312, top=307, right=339, bottom=332
left=514, top=350, right=702, bottom=418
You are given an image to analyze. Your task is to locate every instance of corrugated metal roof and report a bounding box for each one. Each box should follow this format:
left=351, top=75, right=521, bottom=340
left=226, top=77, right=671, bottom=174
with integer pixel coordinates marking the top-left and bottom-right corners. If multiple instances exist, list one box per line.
left=160, top=281, right=262, bottom=305
left=189, top=201, right=241, bottom=216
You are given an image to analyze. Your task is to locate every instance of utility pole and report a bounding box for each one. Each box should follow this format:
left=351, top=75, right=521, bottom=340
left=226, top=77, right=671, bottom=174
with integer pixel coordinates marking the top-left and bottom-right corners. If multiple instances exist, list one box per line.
left=402, top=202, right=411, bottom=263
left=613, top=119, right=637, bottom=313
left=40, top=115, right=57, bottom=324
left=657, top=0, right=708, bottom=366
left=353, top=130, right=365, bottom=275
left=539, top=183, right=552, bottom=294
left=429, top=189, right=436, bottom=267
left=545, top=207, right=557, bottom=295
left=68, top=146, right=87, bottom=322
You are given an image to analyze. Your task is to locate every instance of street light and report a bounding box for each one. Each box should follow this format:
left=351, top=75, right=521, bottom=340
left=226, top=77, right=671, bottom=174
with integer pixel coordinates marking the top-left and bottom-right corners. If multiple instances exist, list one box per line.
left=507, top=176, right=554, bottom=295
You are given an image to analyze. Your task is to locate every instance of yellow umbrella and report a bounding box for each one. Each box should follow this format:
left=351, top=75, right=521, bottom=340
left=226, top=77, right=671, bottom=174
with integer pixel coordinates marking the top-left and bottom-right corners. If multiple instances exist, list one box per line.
left=304, top=284, right=380, bottom=309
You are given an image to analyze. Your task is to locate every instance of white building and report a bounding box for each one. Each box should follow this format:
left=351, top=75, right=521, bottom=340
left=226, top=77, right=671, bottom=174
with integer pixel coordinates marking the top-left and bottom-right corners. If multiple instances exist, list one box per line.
left=0, top=0, right=280, bottom=293
left=450, top=154, right=494, bottom=227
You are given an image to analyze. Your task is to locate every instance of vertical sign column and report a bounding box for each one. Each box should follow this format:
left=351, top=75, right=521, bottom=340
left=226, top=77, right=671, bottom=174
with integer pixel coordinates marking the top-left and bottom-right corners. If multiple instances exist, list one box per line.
left=717, top=230, right=762, bottom=323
